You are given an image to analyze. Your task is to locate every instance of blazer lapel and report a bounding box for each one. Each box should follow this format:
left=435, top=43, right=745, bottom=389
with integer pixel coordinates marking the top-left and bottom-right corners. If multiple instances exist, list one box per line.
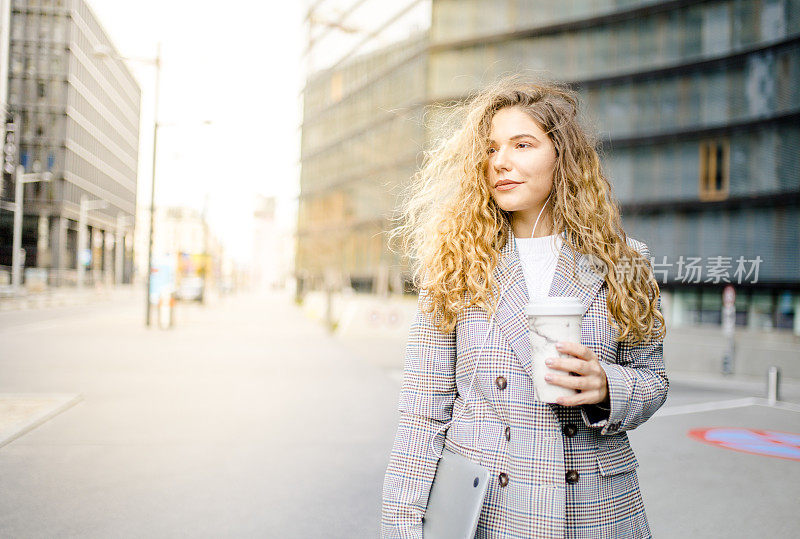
left=547, top=230, right=606, bottom=306
left=492, top=228, right=606, bottom=382
left=491, top=234, right=530, bottom=376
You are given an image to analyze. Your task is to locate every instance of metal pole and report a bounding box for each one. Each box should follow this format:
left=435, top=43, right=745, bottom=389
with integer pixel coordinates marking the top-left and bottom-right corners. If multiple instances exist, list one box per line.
left=201, top=193, right=209, bottom=303
left=145, top=43, right=161, bottom=327
left=721, top=286, right=736, bottom=375
left=10, top=164, right=23, bottom=290
left=115, top=213, right=124, bottom=285
left=767, top=366, right=780, bottom=406
left=0, top=0, right=11, bottom=184
left=77, top=196, right=86, bottom=289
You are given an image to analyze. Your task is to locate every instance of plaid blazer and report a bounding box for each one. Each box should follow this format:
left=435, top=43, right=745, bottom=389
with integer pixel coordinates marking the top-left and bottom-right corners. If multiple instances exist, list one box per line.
left=381, top=230, right=668, bottom=538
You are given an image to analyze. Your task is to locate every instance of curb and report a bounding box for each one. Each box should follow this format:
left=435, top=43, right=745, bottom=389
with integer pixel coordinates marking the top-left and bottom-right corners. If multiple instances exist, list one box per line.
left=0, top=393, right=83, bottom=449
left=668, top=370, right=800, bottom=391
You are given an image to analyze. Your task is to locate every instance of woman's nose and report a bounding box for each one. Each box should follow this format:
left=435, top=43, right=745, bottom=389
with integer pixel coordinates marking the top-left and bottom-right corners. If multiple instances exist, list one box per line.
left=493, top=147, right=511, bottom=172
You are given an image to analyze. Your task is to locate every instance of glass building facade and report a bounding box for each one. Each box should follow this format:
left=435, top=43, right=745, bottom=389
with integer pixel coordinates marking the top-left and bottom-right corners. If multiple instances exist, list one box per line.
left=298, top=0, right=799, bottom=333
left=298, top=0, right=429, bottom=293
left=0, top=0, right=140, bottom=285
left=427, top=0, right=799, bottom=333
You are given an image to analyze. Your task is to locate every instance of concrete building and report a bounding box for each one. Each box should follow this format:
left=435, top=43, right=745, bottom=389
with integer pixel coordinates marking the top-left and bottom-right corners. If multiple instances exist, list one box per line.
left=146, top=205, right=226, bottom=296
left=152, top=206, right=207, bottom=259
left=0, top=1, right=12, bottom=171
left=252, top=195, right=294, bottom=292
left=298, top=0, right=430, bottom=295
left=299, top=0, right=799, bottom=373
left=0, top=0, right=140, bottom=287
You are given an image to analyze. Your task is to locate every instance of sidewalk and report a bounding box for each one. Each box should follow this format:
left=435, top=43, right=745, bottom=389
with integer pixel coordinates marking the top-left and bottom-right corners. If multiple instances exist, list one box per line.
left=0, top=284, right=138, bottom=312
left=667, top=369, right=800, bottom=404
left=318, top=297, right=800, bottom=397
left=1, top=290, right=797, bottom=537
left=0, top=290, right=399, bottom=538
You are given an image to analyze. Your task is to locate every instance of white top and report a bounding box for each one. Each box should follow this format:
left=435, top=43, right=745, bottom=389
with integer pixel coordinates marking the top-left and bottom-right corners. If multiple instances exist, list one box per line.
left=514, top=233, right=563, bottom=299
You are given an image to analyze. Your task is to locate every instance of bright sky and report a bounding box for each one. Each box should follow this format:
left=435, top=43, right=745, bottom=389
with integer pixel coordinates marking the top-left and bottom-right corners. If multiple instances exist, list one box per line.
left=87, top=0, right=306, bottom=265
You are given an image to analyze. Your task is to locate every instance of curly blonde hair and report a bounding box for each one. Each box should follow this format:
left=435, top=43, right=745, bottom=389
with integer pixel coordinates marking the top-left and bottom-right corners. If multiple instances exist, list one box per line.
left=390, top=77, right=665, bottom=344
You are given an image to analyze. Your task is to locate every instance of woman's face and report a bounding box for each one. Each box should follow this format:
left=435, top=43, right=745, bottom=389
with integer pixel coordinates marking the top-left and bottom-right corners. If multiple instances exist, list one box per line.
left=485, top=106, right=557, bottom=227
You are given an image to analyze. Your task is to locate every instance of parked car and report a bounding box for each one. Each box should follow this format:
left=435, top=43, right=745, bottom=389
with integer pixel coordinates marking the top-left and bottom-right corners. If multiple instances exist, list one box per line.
left=176, top=276, right=204, bottom=302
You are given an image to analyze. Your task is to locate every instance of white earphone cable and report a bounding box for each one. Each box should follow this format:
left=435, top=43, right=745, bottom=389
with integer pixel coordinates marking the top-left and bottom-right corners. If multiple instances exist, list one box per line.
left=430, top=199, right=552, bottom=459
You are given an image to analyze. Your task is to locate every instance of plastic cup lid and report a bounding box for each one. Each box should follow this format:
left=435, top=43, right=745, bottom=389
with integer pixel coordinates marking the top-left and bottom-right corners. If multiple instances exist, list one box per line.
left=525, top=296, right=586, bottom=316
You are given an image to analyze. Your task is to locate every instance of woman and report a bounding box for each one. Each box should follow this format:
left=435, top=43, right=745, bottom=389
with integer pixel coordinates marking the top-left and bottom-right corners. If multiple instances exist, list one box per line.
left=381, top=79, right=668, bottom=538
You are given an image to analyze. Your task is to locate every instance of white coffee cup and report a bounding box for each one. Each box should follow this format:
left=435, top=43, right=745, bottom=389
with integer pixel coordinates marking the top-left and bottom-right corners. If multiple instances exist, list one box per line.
left=525, top=297, right=586, bottom=403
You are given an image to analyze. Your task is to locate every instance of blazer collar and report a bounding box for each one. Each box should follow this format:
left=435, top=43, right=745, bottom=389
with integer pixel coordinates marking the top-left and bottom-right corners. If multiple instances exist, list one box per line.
left=492, top=227, right=606, bottom=381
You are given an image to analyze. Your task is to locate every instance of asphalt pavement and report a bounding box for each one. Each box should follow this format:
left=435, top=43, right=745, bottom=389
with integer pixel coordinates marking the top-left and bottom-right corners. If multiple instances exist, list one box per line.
left=0, top=289, right=798, bottom=538
left=0, top=290, right=399, bottom=537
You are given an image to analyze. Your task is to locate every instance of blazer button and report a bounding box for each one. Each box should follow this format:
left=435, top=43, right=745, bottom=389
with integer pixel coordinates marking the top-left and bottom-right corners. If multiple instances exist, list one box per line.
left=498, top=473, right=509, bottom=487
left=565, top=470, right=580, bottom=484
left=495, top=375, right=507, bottom=390
left=562, top=423, right=577, bottom=438
left=504, top=426, right=511, bottom=441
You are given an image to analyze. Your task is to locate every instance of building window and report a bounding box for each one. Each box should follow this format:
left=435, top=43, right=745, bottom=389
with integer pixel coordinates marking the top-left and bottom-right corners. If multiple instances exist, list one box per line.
left=11, top=53, right=22, bottom=74
left=775, top=290, right=796, bottom=331
left=671, top=287, right=797, bottom=333
left=749, top=290, right=775, bottom=330
left=699, top=138, right=729, bottom=200
left=37, top=81, right=46, bottom=98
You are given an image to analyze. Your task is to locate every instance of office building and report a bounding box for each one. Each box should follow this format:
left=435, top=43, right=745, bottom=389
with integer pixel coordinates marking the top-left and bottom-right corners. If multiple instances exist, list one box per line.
left=298, top=0, right=429, bottom=294
left=0, top=0, right=140, bottom=286
left=252, top=195, right=295, bottom=292
left=299, top=0, right=799, bottom=352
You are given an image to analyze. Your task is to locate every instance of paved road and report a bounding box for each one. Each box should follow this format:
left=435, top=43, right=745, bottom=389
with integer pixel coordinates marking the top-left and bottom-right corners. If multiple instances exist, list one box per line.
left=0, top=291, right=798, bottom=537
left=1, top=291, right=399, bottom=538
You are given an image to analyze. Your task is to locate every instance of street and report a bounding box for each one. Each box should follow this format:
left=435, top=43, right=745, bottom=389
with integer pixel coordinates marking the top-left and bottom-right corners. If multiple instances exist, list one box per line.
left=0, top=291, right=399, bottom=537
left=1, top=291, right=798, bottom=538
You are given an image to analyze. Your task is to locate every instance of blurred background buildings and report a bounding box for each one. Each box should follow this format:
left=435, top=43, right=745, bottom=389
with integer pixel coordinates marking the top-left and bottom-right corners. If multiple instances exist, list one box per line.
left=252, top=195, right=294, bottom=292
left=298, top=0, right=429, bottom=296
left=298, top=0, right=799, bottom=372
left=0, top=0, right=258, bottom=301
left=0, top=0, right=796, bottom=373
left=0, top=0, right=139, bottom=287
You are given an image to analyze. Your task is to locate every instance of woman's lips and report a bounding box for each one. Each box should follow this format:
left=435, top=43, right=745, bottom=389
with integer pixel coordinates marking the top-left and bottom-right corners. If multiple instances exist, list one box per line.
left=496, top=182, right=521, bottom=191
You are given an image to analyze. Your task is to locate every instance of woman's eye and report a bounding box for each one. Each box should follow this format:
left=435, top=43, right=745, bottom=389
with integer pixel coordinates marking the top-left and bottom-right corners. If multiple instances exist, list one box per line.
left=487, top=147, right=497, bottom=154
left=517, top=142, right=531, bottom=149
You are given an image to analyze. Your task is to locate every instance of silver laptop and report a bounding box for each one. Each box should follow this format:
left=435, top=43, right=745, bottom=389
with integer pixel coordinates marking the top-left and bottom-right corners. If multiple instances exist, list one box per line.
left=423, top=448, right=489, bottom=539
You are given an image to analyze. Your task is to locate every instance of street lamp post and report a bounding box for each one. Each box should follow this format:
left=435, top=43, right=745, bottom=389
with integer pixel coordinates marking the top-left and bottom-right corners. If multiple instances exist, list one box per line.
left=144, top=43, right=162, bottom=327
left=95, top=45, right=213, bottom=325
left=10, top=165, right=51, bottom=291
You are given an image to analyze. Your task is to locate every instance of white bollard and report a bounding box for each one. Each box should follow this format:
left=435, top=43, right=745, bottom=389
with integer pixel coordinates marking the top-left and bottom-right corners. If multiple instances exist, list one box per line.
left=158, top=292, right=174, bottom=330
left=767, top=366, right=780, bottom=406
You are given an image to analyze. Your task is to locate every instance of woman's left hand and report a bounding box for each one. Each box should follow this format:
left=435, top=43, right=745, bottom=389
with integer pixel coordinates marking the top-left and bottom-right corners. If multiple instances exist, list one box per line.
left=544, top=341, right=610, bottom=407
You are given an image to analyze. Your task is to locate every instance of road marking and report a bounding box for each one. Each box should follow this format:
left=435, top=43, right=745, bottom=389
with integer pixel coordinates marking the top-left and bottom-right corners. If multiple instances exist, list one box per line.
left=655, top=397, right=800, bottom=417
left=688, top=427, right=800, bottom=461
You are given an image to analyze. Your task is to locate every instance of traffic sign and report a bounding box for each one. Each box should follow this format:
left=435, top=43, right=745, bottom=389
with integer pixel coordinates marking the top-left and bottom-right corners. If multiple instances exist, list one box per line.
left=722, top=285, right=735, bottom=307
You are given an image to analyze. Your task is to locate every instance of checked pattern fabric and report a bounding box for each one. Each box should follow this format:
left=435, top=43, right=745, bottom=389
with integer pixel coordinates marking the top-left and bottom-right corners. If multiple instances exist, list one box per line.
left=381, top=230, right=668, bottom=538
